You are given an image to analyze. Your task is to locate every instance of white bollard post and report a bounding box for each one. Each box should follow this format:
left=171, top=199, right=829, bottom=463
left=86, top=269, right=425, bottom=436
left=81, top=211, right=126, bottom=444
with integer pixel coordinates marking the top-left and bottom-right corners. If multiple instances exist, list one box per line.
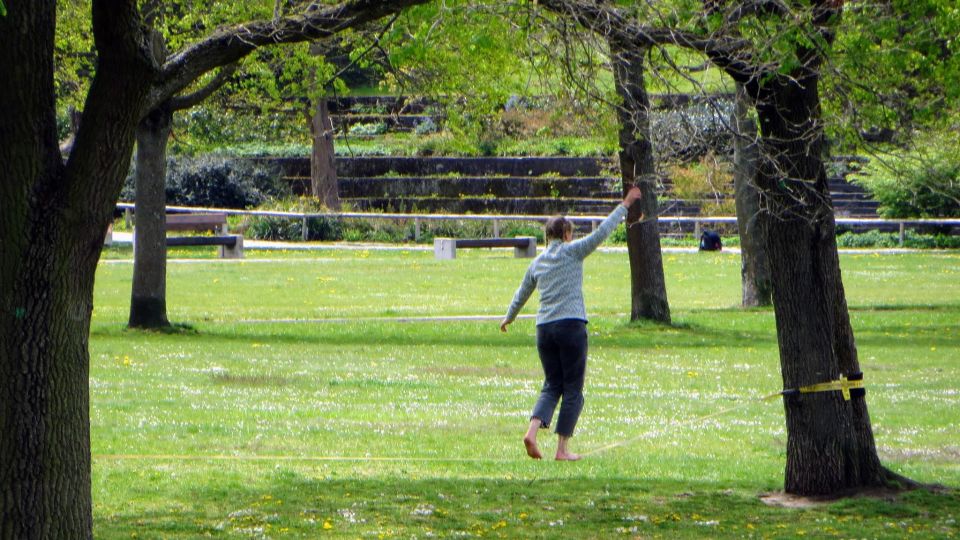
left=434, top=238, right=456, bottom=259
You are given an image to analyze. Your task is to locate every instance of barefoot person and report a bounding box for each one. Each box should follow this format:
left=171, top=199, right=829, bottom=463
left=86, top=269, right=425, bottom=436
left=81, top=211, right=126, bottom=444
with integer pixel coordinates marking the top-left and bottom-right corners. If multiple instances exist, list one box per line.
left=501, top=186, right=643, bottom=461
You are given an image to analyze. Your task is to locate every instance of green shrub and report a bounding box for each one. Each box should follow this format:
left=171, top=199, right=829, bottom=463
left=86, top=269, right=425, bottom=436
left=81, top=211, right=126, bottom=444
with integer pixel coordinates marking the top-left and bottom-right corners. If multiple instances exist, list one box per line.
left=348, top=122, right=388, bottom=137
left=836, top=229, right=900, bottom=248
left=339, top=218, right=414, bottom=243
left=245, top=215, right=301, bottom=241
left=244, top=198, right=343, bottom=241
left=418, top=219, right=492, bottom=242
left=477, top=136, right=499, bottom=157
left=496, top=135, right=616, bottom=157
left=500, top=222, right=544, bottom=242
left=214, top=143, right=311, bottom=158
left=121, top=155, right=287, bottom=209
left=837, top=229, right=960, bottom=249
left=414, top=118, right=438, bottom=135
left=609, top=223, right=628, bottom=244
left=855, top=138, right=960, bottom=218
left=414, top=133, right=481, bottom=157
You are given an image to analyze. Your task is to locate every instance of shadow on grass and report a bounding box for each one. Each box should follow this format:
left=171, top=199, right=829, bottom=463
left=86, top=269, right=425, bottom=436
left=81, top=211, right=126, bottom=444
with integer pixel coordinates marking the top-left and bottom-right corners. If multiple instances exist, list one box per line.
left=850, top=304, right=960, bottom=312
left=122, top=322, right=198, bottom=335
left=90, top=304, right=960, bottom=356
left=92, top=320, right=781, bottom=352
left=92, top=469, right=959, bottom=539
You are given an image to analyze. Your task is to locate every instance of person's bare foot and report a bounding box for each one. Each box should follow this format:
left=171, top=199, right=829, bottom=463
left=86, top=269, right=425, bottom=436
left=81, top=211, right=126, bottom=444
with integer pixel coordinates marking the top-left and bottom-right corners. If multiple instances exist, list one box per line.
left=555, top=452, right=581, bottom=461
left=523, top=436, right=543, bottom=459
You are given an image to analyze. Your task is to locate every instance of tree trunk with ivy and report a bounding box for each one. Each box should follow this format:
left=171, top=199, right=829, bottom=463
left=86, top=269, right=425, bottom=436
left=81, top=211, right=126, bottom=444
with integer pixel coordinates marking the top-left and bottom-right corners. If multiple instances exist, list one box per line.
left=610, top=40, right=671, bottom=323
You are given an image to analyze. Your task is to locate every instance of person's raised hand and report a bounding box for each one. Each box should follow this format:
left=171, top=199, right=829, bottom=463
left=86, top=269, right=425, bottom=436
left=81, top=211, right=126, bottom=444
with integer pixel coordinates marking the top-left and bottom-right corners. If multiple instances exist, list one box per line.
left=623, top=185, right=642, bottom=208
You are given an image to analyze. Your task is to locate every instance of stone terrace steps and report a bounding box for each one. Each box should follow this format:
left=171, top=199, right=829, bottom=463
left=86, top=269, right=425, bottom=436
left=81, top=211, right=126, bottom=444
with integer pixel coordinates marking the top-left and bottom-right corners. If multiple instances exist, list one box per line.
left=255, top=156, right=881, bottom=219
left=335, top=156, right=616, bottom=178
left=338, top=176, right=621, bottom=199
left=345, top=197, right=704, bottom=216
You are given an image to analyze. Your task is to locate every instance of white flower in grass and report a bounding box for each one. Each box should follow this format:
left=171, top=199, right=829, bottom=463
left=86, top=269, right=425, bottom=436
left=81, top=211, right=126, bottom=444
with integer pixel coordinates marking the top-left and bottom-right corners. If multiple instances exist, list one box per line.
left=411, top=504, right=435, bottom=517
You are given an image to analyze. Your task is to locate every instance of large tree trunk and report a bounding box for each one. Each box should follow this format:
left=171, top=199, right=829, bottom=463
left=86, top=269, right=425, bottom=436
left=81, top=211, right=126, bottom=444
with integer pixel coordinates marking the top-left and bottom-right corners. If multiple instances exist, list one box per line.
left=129, top=107, right=173, bottom=328
left=2, top=1, right=432, bottom=535
left=755, top=75, right=894, bottom=495
left=610, top=41, right=671, bottom=323
left=311, top=98, right=341, bottom=209
left=0, top=1, right=154, bottom=536
left=732, top=83, right=772, bottom=307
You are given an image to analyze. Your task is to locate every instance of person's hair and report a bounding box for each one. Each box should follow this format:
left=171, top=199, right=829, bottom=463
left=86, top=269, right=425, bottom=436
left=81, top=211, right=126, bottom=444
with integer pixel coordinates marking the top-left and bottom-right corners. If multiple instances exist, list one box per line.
left=544, top=216, right=573, bottom=241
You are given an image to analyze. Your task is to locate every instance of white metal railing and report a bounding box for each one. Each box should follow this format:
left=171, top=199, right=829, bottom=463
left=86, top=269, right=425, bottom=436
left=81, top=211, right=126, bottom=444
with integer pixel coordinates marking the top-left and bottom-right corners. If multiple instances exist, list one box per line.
left=116, top=203, right=960, bottom=246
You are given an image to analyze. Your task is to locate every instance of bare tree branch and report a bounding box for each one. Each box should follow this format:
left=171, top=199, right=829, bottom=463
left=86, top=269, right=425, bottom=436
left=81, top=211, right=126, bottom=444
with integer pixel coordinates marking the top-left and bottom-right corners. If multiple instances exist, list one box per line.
left=168, top=62, right=239, bottom=111
left=149, top=0, right=431, bottom=110
left=317, top=12, right=401, bottom=90
left=536, top=0, right=761, bottom=83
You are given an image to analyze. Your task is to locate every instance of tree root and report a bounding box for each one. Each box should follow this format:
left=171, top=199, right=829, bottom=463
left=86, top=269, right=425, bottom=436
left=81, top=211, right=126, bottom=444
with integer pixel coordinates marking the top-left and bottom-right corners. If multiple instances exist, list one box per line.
left=763, top=468, right=950, bottom=508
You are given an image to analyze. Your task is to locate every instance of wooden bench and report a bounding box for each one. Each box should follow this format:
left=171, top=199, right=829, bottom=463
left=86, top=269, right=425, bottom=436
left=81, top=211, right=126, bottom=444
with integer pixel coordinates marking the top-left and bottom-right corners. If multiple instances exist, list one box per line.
left=164, top=213, right=243, bottom=259
left=166, top=213, right=228, bottom=233
left=434, top=237, right=536, bottom=259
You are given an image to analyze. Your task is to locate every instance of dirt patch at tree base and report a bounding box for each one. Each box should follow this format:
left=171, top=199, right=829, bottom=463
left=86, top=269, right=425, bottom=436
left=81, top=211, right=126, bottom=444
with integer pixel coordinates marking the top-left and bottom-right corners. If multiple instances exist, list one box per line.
left=760, top=487, right=914, bottom=509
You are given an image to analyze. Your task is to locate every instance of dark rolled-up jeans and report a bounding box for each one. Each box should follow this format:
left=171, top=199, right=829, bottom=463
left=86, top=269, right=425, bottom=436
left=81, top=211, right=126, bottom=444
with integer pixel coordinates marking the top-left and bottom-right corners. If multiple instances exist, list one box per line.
left=531, top=318, right=588, bottom=437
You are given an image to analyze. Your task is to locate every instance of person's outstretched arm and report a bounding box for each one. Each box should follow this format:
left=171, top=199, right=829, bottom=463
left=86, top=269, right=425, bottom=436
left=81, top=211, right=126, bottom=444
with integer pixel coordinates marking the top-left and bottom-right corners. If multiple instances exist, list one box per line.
left=567, top=186, right=642, bottom=260
left=501, top=266, right=536, bottom=332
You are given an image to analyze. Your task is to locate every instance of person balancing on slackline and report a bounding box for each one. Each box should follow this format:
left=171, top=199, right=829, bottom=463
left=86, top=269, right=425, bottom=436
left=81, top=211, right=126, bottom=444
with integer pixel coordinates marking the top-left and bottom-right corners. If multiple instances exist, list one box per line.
left=501, top=185, right=643, bottom=461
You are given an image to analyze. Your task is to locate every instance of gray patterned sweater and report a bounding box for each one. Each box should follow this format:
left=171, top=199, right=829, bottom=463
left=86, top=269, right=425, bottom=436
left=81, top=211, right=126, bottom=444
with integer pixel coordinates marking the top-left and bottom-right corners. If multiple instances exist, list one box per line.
left=504, top=204, right=628, bottom=325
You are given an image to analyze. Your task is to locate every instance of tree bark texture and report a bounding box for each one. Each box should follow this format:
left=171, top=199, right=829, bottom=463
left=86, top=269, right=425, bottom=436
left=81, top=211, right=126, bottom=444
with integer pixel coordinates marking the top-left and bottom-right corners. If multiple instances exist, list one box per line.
left=610, top=41, right=671, bottom=323
left=541, top=0, right=902, bottom=501
left=755, top=75, right=888, bottom=495
left=1, top=1, right=430, bottom=535
left=130, top=61, right=237, bottom=329
left=0, top=1, right=154, bottom=537
left=732, top=83, right=772, bottom=307
left=311, top=98, right=341, bottom=209
left=129, top=108, right=173, bottom=328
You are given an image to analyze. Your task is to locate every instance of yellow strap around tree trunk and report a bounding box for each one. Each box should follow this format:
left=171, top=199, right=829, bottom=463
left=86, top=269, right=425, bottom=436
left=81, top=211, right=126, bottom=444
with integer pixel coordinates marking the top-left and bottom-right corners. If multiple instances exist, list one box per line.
left=798, top=374, right=864, bottom=401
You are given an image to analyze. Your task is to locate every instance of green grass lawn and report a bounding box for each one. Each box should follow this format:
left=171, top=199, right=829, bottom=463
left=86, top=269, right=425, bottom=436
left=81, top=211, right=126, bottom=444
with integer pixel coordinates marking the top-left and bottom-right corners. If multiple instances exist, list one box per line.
left=90, top=247, right=960, bottom=538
